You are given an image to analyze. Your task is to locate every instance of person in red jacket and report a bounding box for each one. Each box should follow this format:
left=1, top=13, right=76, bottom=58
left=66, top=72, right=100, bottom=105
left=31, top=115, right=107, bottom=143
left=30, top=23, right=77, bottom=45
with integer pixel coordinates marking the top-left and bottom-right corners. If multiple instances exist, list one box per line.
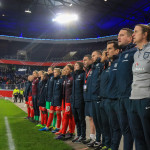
left=56, top=64, right=75, bottom=140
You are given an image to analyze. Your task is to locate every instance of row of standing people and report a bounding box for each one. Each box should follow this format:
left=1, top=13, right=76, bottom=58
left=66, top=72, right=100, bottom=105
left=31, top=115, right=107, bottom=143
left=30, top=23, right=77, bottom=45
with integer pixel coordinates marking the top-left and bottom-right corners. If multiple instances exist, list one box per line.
left=24, top=24, right=150, bottom=150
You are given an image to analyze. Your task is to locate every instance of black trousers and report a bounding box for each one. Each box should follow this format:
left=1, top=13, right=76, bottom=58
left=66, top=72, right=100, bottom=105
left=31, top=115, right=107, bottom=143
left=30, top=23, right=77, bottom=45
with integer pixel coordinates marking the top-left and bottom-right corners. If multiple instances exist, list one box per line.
left=92, top=101, right=103, bottom=143
left=32, top=95, right=39, bottom=116
left=14, top=95, right=18, bottom=102
left=71, top=104, right=86, bottom=138
left=130, top=99, right=150, bottom=150
left=19, top=95, right=23, bottom=103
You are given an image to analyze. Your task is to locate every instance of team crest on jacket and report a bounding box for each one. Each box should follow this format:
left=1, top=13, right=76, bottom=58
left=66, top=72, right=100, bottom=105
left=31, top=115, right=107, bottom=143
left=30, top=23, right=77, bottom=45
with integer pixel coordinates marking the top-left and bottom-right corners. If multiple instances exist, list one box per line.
left=143, top=52, right=150, bottom=59
left=114, top=63, right=118, bottom=68
left=124, top=54, right=129, bottom=59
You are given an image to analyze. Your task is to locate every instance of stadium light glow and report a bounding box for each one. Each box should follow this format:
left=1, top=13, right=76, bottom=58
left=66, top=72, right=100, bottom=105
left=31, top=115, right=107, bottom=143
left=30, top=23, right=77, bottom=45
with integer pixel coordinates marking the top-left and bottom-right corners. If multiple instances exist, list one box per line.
left=25, top=9, right=31, bottom=14
left=52, top=13, right=78, bottom=24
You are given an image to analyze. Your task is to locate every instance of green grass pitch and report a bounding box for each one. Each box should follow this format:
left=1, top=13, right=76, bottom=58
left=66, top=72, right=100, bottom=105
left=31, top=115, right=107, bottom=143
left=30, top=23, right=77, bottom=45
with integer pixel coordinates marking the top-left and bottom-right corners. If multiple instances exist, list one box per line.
left=0, top=99, right=72, bottom=150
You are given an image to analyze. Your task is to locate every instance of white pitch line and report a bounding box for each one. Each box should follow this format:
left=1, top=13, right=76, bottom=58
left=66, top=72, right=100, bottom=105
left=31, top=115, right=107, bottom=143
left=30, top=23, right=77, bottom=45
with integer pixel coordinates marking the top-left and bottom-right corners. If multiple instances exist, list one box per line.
left=4, top=117, right=15, bottom=150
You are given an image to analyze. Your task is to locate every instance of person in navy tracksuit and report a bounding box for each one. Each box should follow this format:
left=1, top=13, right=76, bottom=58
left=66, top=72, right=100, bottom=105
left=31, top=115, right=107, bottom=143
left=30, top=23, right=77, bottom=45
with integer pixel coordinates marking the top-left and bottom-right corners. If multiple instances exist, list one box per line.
left=99, top=50, right=112, bottom=150
left=117, top=28, right=136, bottom=150
left=106, top=41, right=121, bottom=150
left=89, top=51, right=104, bottom=149
left=83, top=54, right=96, bottom=144
left=40, top=68, right=63, bottom=131
left=38, top=73, right=48, bottom=127
left=71, top=62, right=86, bottom=143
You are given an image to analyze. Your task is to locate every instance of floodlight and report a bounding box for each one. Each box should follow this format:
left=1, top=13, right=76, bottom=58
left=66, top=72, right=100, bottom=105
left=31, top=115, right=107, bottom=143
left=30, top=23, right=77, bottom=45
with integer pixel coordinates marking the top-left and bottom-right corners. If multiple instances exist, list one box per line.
left=52, top=13, right=78, bottom=24
left=25, top=9, right=31, bottom=14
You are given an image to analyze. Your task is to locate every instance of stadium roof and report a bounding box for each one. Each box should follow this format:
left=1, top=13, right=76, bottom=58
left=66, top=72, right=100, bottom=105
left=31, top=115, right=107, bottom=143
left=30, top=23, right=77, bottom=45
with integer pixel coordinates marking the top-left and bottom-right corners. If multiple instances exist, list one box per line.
left=0, top=0, right=150, bottom=39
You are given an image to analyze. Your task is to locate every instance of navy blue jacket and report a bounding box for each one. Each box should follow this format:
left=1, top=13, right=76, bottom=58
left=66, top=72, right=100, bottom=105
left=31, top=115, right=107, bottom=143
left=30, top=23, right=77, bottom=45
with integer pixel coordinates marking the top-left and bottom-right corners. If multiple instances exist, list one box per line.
left=83, top=58, right=103, bottom=101
left=91, top=58, right=103, bottom=101
left=71, top=70, right=85, bottom=108
left=38, top=78, right=42, bottom=99
left=51, top=76, right=63, bottom=106
left=38, top=80, right=48, bottom=107
left=24, top=81, right=32, bottom=101
left=47, top=73, right=54, bottom=102
left=83, top=65, right=92, bottom=102
left=107, top=55, right=119, bottom=99
left=117, top=43, right=137, bottom=98
left=99, top=61, right=110, bottom=99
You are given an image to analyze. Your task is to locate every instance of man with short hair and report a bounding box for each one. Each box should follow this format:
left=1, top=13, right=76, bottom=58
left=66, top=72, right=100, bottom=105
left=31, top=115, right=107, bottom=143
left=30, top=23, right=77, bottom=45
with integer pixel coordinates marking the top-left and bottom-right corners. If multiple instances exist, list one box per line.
left=117, top=28, right=137, bottom=150
left=99, top=50, right=111, bottom=150
left=106, top=41, right=121, bottom=150
left=88, top=50, right=104, bottom=149
left=83, top=54, right=96, bottom=145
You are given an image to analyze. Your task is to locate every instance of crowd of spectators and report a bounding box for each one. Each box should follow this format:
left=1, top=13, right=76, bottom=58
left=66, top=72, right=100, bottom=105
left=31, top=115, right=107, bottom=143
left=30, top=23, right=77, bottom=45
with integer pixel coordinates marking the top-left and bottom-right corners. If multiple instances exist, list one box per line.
left=0, top=67, right=28, bottom=86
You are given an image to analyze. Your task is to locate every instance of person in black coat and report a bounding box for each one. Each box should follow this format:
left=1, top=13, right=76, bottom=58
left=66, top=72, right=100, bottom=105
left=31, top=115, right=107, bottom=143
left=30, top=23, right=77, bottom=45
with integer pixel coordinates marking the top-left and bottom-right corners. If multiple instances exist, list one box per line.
left=71, top=62, right=86, bottom=143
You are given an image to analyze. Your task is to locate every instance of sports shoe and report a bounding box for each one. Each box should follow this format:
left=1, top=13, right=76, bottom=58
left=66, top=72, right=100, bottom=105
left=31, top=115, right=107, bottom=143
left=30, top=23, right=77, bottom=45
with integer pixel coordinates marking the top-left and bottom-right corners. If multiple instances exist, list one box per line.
left=94, top=142, right=103, bottom=150
left=55, top=130, right=62, bottom=135
left=36, top=124, right=42, bottom=127
left=74, top=136, right=86, bottom=143
left=100, top=146, right=111, bottom=150
left=39, top=127, right=49, bottom=131
left=39, top=124, right=45, bottom=128
left=72, top=136, right=80, bottom=142
left=66, top=131, right=75, bottom=136
left=55, top=134, right=65, bottom=140
left=35, top=121, right=40, bottom=124
left=82, top=138, right=92, bottom=144
left=49, top=126, right=55, bottom=131
left=64, top=133, right=74, bottom=140
left=24, top=116, right=30, bottom=119
left=51, top=128, right=60, bottom=133
left=29, top=117, right=35, bottom=122
left=87, top=140, right=95, bottom=147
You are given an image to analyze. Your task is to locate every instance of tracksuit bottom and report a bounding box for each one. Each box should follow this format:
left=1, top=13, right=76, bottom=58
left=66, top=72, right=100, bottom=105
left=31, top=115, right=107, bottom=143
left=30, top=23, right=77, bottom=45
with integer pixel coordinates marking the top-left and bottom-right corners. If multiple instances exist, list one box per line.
left=119, top=98, right=133, bottom=150
left=100, top=99, right=111, bottom=148
left=107, top=99, right=122, bottom=150
left=71, top=105, right=86, bottom=138
left=130, top=98, right=150, bottom=150
left=92, top=101, right=103, bottom=143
